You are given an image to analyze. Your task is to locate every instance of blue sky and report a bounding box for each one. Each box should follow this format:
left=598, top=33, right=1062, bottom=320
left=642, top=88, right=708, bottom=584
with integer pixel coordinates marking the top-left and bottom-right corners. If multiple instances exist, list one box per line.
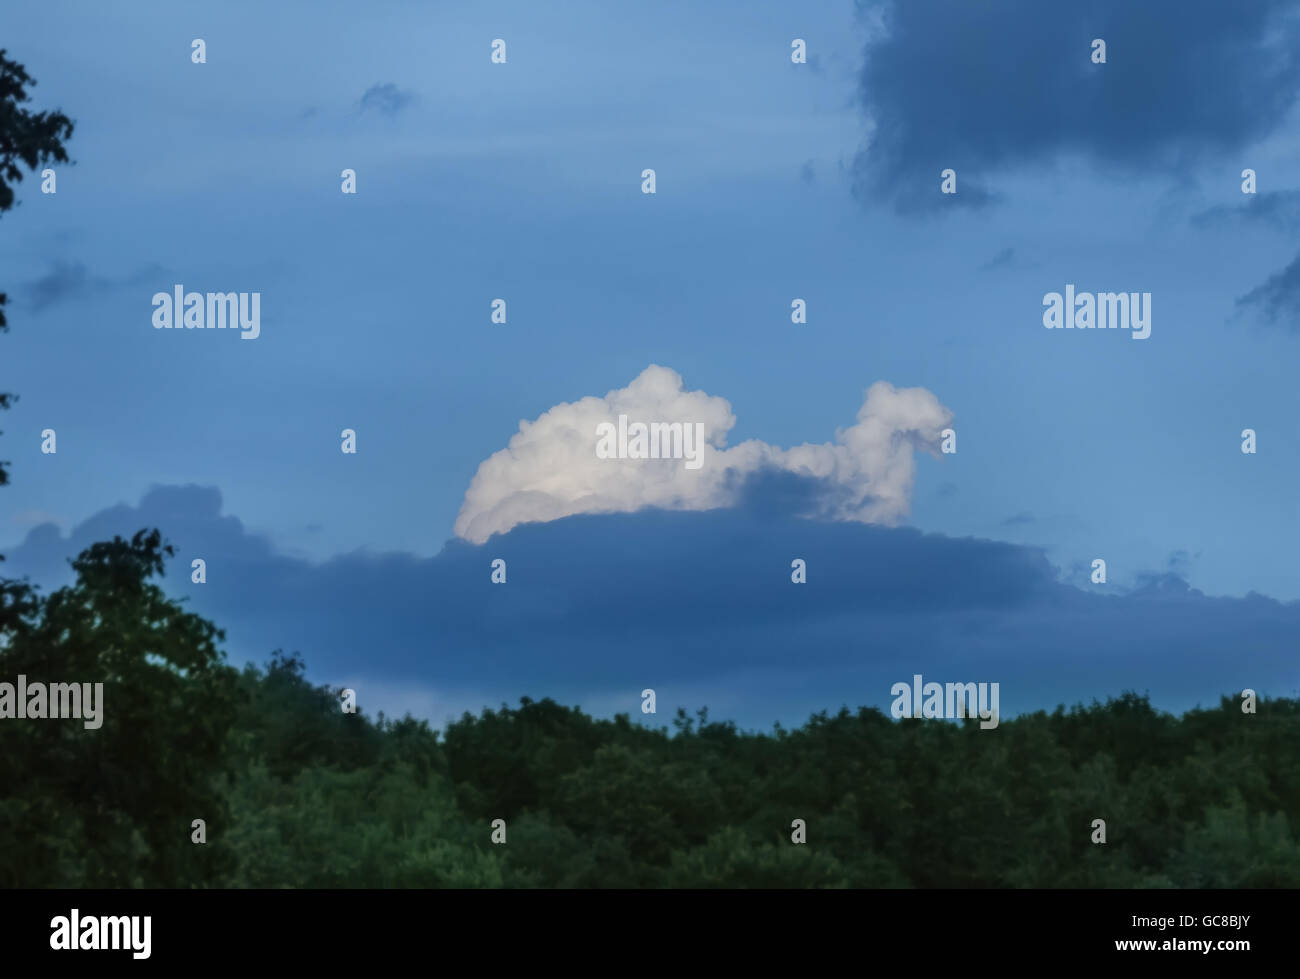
left=2, top=0, right=1298, bottom=729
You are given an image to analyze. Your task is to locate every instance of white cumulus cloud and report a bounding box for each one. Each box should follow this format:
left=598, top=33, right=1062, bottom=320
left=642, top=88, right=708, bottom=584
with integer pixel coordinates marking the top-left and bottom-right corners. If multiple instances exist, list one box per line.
left=453, top=365, right=953, bottom=544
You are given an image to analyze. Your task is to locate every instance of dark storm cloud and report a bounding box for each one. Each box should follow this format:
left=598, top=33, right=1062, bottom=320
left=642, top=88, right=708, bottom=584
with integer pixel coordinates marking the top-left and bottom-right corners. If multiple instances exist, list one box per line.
left=5, top=481, right=1296, bottom=728
left=853, top=0, right=1300, bottom=212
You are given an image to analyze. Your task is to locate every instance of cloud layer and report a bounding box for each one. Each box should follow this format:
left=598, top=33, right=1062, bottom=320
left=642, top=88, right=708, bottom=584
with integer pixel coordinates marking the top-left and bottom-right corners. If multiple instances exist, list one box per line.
left=4, top=485, right=1296, bottom=732
left=453, top=365, right=954, bottom=543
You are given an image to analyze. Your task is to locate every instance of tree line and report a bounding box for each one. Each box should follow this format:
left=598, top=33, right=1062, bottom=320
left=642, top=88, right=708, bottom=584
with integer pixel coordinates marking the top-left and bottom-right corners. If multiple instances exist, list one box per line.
left=2, top=529, right=1297, bottom=888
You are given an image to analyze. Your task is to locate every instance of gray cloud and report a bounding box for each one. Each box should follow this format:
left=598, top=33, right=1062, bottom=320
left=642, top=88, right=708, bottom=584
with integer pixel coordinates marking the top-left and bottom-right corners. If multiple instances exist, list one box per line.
left=1192, top=190, right=1300, bottom=231
left=980, top=247, right=1016, bottom=271
left=1237, top=250, right=1300, bottom=330
left=359, top=82, right=416, bottom=116
left=23, top=260, right=169, bottom=312
left=24, top=261, right=102, bottom=311
left=853, top=0, right=1300, bottom=213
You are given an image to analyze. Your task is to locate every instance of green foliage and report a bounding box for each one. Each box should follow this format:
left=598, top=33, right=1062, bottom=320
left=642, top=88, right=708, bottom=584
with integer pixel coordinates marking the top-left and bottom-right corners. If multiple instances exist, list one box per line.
left=0, top=530, right=240, bottom=886
left=220, top=762, right=500, bottom=888
left=666, top=827, right=851, bottom=888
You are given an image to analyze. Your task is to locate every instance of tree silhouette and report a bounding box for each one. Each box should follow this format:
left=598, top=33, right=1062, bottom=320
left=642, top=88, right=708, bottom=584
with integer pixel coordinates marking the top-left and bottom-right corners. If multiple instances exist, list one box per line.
left=0, top=49, right=74, bottom=498
left=0, top=530, right=242, bottom=886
